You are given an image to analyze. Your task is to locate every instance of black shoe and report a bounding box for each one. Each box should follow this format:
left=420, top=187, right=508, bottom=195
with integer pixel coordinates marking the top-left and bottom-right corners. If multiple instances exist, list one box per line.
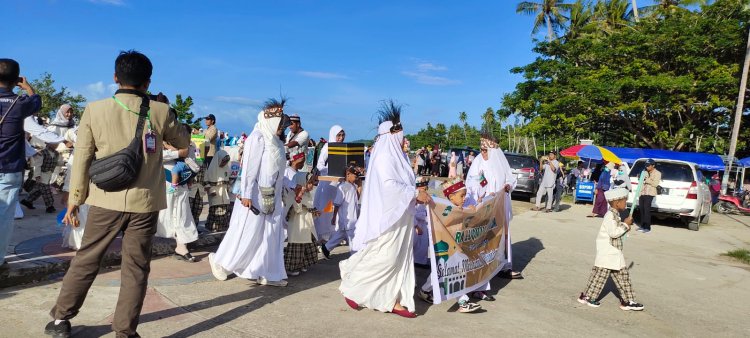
left=321, top=244, right=331, bottom=259
left=46, top=206, right=57, bottom=214
left=44, top=320, right=71, bottom=338
left=620, top=300, right=644, bottom=311
left=20, top=199, right=36, bottom=210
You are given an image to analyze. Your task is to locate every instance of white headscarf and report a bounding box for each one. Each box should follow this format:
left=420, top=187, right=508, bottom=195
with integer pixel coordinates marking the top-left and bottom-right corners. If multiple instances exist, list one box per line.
left=351, top=121, right=415, bottom=251
left=253, top=110, right=286, bottom=174
left=317, top=125, right=343, bottom=175
left=466, top=147, right=517, bottom=220
left=51, top=104, right=74, bottom=127
left=206, top=149, right=231, bottom=183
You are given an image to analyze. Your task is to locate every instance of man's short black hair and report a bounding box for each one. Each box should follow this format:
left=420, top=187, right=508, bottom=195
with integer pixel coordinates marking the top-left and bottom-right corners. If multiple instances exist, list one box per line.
left=115, top=50, right=152, bottom=88
left=0, top=59, right=20, bottom=87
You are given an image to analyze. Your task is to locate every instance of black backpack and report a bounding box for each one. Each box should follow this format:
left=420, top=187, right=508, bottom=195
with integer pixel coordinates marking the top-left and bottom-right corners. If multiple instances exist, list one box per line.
left=88, top=90, right=149, bottom=192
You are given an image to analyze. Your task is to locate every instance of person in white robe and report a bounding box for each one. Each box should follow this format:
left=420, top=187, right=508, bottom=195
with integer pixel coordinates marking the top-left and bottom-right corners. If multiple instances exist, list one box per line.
left=156, top=128, right=199, bottom=262
left=313, top=125, right=345, bottom=242
left=208, top=99, right=290, bottom=287
left=339, top=100, right=431, bottom=319
left=322, top=166, right=360, bottom=258
left=465, top=132, right=522, bottom=280
left=412, top=176, right=430, bottom=266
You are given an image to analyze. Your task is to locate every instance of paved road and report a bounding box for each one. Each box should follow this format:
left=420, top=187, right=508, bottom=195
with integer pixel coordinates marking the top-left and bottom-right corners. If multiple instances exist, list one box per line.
left=2, top=200, right=749, bottom=337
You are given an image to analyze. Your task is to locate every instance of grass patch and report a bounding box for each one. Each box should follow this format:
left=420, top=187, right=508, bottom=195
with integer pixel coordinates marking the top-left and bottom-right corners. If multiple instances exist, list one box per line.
left=722, top=249, right=750, bottom=265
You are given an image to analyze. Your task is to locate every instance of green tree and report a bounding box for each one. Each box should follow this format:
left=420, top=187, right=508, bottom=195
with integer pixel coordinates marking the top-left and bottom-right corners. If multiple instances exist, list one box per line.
left=458, top=111, right=468, bottom=144
left=516, top=0, right=574, bottom=41
left=171, top=94, right=201, bottom=129
left=638, top=0, right=708, bottom=17
left=28, top=72, right=86, bottom=120
left=566, top=0, right=596, bottom=39
left=501, top=0, right=749, bottom=153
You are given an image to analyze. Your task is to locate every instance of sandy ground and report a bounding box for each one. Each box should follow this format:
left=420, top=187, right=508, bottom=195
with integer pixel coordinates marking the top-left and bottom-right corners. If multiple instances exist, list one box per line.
left=1, top=198, right=749, bottom=338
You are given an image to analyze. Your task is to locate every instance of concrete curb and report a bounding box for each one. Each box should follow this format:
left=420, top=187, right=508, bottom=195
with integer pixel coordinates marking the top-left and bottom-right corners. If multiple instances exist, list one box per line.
left=0, top=231, right=225, bottom=288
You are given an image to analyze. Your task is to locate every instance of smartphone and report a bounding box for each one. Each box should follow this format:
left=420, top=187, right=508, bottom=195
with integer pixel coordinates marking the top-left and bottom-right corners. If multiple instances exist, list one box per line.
left=249, top=205, right=260, bottom=215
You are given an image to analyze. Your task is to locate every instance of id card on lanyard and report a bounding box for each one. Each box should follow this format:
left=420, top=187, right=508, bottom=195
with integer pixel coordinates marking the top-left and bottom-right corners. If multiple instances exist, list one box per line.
left=145, top=130, right=157, bottom=153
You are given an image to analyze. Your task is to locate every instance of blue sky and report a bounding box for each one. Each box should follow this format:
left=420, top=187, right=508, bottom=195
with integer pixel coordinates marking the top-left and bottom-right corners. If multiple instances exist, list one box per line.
left=6, top=0, right=540, bottom=141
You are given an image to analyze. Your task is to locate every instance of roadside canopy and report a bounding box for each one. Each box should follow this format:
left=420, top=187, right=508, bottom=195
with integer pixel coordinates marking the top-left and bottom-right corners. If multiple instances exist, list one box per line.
left=606, top=147, right=725, bottom=171
left=739, top=157, right=750, bottom=167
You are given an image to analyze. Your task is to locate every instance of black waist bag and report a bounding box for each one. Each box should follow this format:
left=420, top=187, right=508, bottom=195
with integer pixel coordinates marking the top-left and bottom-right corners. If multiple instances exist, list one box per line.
left=88, top=91, right=149, bottom=192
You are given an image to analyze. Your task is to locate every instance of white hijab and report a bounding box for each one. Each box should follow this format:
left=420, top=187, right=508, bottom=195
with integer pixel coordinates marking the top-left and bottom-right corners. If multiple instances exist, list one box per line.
left=466, top=148, right=516, bottom=219
left=206, top=149, right=230, bottom=183
left=253, top=110, right=285, bottom=174
left=51, top=104, right=74, bottom=127
left=351, top=121, right=415, bottom=251
left=317, top=125, right=343, bottom=174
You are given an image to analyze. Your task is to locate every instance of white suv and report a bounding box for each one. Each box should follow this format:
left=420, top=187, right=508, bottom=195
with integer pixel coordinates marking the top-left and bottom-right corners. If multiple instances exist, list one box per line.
left=626, top=158, right=712, bottom=231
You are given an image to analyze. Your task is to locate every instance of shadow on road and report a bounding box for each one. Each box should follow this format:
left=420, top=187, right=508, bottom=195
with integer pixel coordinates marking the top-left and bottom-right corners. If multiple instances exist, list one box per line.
left=75, top=251, right=346, bottom=337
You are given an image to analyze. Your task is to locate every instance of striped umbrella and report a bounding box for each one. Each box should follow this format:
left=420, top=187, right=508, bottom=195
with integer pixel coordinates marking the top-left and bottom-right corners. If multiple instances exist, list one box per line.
left=559, top=144, right=622, bottom=164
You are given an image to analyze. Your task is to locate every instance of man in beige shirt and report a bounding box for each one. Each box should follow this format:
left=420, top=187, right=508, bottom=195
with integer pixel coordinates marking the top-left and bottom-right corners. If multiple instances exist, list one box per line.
left=203, top=114, right=217, bottom=166
left=638, top=158, right=661, bottom=233
left=45, top=51, right=188, bottom=338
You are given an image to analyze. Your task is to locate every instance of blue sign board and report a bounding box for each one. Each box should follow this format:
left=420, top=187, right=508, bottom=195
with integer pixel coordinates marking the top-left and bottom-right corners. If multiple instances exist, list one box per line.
left=575, top=181, right=595, bottom=202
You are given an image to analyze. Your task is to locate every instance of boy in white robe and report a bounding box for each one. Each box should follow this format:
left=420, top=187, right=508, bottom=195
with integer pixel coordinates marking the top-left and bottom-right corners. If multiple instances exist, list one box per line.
left=322, top=166, right=361, bottom=258
left=578, top=188, right=644, bottom=311
left=208, top=99, right=290, bottom=287
left=313, top=125, right=345, bottom=242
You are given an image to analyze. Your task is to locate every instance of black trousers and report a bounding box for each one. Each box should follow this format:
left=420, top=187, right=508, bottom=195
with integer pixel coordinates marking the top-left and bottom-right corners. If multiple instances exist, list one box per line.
left=639, top=195, right=654, bottom=230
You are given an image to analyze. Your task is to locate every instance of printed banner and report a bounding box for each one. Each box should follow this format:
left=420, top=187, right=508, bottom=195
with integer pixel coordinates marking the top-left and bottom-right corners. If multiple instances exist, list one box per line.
left=427, top=193, right=510, bottom=303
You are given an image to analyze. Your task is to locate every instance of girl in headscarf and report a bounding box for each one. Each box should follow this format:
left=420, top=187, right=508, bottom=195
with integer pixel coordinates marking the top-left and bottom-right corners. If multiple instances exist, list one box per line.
left=208, top=98, right=291, bottom=287
left=204, top=149, right=232, bottom=231
left=48, top=104, right=75, bottom=137
left=339, top=100, right=431, bottom=319
left=313, top=125, right=345, bottom=243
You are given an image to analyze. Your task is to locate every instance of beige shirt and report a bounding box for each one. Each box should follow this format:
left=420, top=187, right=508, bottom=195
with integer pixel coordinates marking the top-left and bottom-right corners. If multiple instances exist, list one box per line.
left=594, top=209, right=629, bottom=270
left=642, top=168, right=662, bottom=196
left=204, top=125, right=217, bottom=157
left=69, top=93, right=188, bottom=213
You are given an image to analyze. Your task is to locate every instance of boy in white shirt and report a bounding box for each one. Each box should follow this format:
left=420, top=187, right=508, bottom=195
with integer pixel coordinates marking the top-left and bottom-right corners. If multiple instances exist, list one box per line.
left=322, top=166, right=361, bottom=258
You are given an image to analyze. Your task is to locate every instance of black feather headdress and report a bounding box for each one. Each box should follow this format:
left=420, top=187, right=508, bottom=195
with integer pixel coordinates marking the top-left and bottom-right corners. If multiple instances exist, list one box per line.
left=262, top=97, right=287, bottom=119
left=377, top=99, right=403, bottom=133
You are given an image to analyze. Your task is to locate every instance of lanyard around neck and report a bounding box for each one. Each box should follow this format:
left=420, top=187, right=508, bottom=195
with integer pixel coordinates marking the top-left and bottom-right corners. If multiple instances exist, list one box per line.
left=112, top=96, right=152, bottom=130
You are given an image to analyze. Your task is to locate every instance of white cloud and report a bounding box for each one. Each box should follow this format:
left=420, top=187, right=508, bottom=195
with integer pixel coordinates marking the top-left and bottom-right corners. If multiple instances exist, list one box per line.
left=88, top=0, right=125, bottom=5
left=402, top=71, right=461, bottom=86
left=213, top=96, right=261, bottom=106
left=83, top=81, right=118, bottom=101
left=298, top=71, right=349, bottom=80
left=417, top=62, right=447, bottom=72
left=403, top=60, right=461, bottom=86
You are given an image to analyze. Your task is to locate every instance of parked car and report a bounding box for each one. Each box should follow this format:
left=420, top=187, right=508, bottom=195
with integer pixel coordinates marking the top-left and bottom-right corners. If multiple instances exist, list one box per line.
left=504, top=152, right=540, bottom=201
left=627, top=158, right=712, bottom=231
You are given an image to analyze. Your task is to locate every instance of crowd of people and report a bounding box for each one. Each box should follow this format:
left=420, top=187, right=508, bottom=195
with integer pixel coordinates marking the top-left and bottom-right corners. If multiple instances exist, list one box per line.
left=0, top=52, right=645, bottom=338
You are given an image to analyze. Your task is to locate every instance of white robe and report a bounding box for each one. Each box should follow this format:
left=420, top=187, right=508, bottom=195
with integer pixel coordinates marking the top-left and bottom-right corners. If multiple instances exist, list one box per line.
left=412, top=203, right=430, bottom=265
left=313, top=125, right=343, bottom=240
left=214, top=130, right=287, bottom=281
left=466, top=148, right=517, bottom=271
left=156, top=152, right=199, bottom=245
left=339, top=211, right=416, bottom=313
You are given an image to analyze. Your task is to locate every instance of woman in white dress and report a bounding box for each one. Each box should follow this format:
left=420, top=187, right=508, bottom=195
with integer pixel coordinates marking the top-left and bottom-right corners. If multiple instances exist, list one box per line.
left=339, top=100, right=431, bottom=318
left=208, top=99, right=290, bottom=287
left=156, top=128, right=199, bottom=262
left=313, top=125, right=345, bottom=242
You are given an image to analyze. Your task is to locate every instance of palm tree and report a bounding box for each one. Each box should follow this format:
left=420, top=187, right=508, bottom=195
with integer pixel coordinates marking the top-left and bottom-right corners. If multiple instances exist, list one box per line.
left=565, top=0, right=595, bottom=39
left=638, top=0, right=707, bottom=17
left=593, top=0, right=632, bottom=34
left=458, top=111, right=468, bottom=144
left=516, top=0, right=574, bottom=41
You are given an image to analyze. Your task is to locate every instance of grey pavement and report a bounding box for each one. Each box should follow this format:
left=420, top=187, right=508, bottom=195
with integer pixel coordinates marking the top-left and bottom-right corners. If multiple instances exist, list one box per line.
left=1, top=197, right=750, bottom=337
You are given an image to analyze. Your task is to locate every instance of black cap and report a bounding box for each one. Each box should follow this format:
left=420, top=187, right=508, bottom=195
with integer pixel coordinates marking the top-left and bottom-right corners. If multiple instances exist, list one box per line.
left=645, top=158, right=656, bottom=166
left=205, top=114, right=216, bottom=121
